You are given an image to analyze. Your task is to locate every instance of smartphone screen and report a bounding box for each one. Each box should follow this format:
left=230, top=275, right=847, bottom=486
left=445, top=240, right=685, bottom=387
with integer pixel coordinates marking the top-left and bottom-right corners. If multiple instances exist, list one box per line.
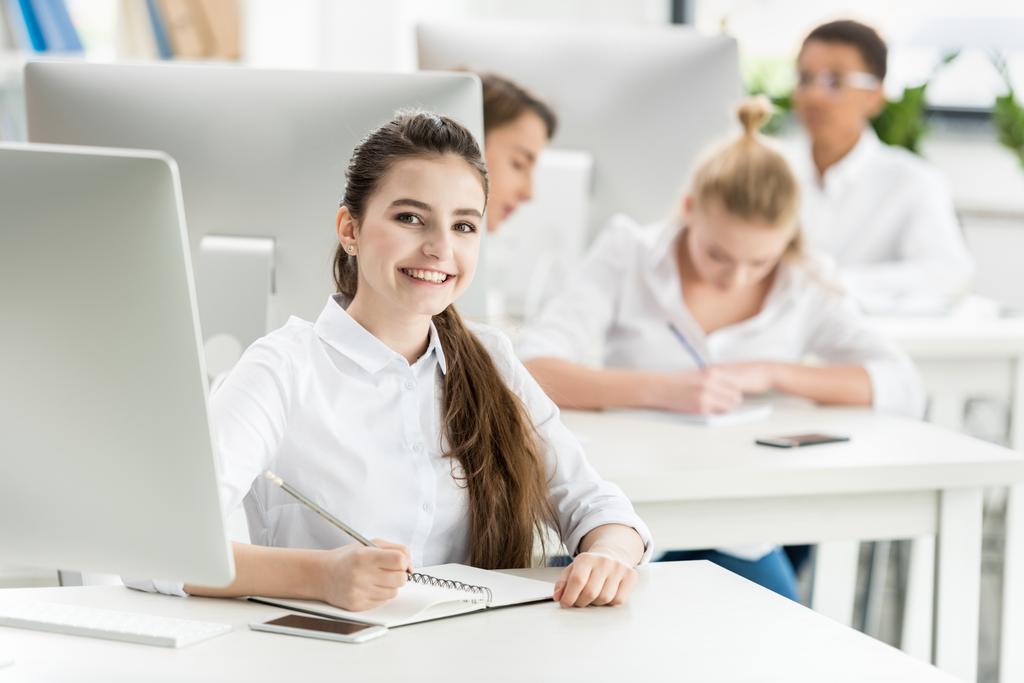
left=263, top=614, right=376, bottom=635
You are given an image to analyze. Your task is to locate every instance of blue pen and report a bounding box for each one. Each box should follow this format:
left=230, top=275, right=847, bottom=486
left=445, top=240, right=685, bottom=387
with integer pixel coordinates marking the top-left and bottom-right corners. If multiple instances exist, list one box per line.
left=667, top=322, right=707, bottom=369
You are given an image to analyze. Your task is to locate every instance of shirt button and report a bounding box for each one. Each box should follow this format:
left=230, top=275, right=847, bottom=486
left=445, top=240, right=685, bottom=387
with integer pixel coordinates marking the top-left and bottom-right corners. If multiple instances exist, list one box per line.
left=422, top=503, right=430, bottom=513
left=404, top=380, right=415, bottom=391
left=412, top=442, right=424, bottom=453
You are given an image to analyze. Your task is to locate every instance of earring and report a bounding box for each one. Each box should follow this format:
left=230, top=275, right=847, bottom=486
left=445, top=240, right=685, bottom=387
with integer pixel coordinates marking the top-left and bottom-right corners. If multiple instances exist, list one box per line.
left=346, top=245, right=355, bottom=254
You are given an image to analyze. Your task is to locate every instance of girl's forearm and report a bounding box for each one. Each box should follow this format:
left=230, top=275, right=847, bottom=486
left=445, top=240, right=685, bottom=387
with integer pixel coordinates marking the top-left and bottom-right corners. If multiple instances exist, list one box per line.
left=772, top=363, right=873, bottom=406
left=185, top=542, right=325, bottom=600
left=524, top=357, right=667, bottom=410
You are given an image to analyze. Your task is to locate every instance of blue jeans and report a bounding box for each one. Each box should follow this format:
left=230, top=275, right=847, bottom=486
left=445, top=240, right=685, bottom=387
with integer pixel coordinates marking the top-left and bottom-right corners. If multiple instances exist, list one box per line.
left=658, top=547, right=800, bottom=602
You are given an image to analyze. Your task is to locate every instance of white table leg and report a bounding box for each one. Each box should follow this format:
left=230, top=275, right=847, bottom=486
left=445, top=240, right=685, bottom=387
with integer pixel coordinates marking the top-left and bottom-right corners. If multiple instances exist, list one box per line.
left=863, top=540, right=892, bottom=635
left=1000, top=484, right=1024, bottom=683
left=998, top=358, right=1024, bottom=683
left=811, top=541, right=859, bottom=626
left=1010, top=357, right=1024, bottom=453
left=928, top=391, right=968, bottom=434
left=934, top=487, right=983, bottom=682
left=902, top=535, right=935, bottom=662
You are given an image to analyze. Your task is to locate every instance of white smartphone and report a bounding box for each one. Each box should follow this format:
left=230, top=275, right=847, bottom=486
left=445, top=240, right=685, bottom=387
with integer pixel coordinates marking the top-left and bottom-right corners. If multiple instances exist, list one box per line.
left=249, top=614, right=388, bottom=643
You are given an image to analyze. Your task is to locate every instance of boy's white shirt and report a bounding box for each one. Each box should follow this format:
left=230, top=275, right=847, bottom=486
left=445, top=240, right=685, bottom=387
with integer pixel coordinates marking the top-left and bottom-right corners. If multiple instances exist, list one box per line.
left=516, top=215, right=925, bottom=561
left=788, top=127, right=973, bottom=314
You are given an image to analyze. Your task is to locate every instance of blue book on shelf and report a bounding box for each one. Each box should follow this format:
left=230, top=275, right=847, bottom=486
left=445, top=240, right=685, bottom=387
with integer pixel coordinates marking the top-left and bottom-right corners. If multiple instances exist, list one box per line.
left=28, top=0, right=81, bottom=52
left=145, top=0, right=173, bottom=59
left=7, top=0, right=46, bottom=51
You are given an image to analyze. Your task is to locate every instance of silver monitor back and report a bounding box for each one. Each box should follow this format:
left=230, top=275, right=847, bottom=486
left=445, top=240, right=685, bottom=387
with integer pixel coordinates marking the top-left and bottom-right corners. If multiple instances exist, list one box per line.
left=24, top=62, right=486, bottom=333
left=416, top=20, right=743, bottom=237
left=0, top=143, right=234, bottom=586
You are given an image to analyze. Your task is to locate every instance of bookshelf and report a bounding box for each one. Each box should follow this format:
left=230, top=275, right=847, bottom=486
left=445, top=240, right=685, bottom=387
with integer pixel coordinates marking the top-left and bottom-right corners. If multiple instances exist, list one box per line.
left=0, top=0, right=242, bottom=142
left=0, top=51, right=25, bottom=141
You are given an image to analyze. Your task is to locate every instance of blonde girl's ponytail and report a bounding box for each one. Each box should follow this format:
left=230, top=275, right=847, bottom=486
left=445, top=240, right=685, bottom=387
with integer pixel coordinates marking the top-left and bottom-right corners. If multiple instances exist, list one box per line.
left=736, top=95, right=774, bottom=140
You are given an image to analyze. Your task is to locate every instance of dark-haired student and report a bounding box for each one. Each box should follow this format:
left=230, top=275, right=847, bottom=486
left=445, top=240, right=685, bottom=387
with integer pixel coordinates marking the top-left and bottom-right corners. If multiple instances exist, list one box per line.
left=477, top=72, right=557, bottom=232
left=126, top=111, right=650, bottom=609
left=790, top=19, right=973, bottom=314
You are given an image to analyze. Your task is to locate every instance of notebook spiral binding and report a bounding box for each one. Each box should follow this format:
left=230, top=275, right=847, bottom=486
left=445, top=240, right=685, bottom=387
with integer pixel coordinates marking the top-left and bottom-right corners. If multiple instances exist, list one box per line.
left=408, top=572, right=494, bottom=604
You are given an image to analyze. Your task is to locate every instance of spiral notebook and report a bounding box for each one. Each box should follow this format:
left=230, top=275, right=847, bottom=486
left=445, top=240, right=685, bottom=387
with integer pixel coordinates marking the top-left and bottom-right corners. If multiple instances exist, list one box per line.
left=249, top=564, right=555, bottom=628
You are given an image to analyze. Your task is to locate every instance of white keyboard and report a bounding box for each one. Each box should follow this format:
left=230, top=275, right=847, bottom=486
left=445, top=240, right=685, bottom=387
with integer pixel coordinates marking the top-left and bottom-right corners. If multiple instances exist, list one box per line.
left=0, top=601, right=232, bottom=648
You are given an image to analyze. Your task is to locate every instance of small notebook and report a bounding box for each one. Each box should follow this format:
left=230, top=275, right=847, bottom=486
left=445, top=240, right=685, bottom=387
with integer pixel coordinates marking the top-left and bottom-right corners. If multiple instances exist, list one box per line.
left=618, top=402, right=773, bottom=427
left=674, top=402, right=773, bottom=426
left=249, top=564, right=554, bottom=628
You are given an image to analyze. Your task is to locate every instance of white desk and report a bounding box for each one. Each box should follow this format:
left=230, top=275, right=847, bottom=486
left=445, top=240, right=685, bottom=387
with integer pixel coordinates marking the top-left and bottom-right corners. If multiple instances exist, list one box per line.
left=0, top=562, right=956, bottom=682
left=869, top=312, right=1024, bottom=450
left=563, top=406, right=1024, bottom=683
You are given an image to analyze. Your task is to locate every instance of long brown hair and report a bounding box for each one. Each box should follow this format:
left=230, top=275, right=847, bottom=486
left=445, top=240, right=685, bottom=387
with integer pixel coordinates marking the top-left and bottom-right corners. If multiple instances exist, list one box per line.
left=333, top=111, right=555, bottom=569
left=689, top=96, right=803, bottom=258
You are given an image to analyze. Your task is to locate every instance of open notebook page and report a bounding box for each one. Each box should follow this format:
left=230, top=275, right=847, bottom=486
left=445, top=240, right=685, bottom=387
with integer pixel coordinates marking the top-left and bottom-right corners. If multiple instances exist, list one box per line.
left=250, top=563, right=555, bottom=628
left=673, top=402, right=773, bottom=426
left=613, top=402, right=773, bottom=427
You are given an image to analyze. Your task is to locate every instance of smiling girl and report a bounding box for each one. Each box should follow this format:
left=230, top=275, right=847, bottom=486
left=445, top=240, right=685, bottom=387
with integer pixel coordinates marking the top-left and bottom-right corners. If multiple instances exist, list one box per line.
left=128, top=111, right=650, bottom=610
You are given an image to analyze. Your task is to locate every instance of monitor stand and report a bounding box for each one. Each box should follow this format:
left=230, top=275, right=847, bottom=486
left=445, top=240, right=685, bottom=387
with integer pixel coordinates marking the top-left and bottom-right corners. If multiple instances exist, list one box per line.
left=196, top=235, right=275, bottom=381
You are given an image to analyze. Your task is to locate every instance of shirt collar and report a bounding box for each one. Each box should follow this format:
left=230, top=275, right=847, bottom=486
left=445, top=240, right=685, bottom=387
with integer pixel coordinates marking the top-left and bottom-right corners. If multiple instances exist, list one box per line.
left=312, top=294, right=447, bottom=375
left=816, top=127, right=880, bottom=192
left=647, top=218, right=685, bottom=270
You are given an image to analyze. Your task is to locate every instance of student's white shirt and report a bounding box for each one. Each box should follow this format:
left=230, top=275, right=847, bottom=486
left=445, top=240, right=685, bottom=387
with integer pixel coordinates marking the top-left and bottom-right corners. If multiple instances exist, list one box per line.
left=789, top=128, right=973, bottom=314
left=517, top=215, right=925, bottom=417
left=127, top=295, right=651, bottom=596
left=516, top=216, right=925, bottom=561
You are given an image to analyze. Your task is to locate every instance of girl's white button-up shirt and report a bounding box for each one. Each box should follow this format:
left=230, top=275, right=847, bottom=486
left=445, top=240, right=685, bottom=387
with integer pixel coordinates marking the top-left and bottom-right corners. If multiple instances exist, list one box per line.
left=517, top=215, right=925, bottom=418
left=128, top=295, right=651, bottom=596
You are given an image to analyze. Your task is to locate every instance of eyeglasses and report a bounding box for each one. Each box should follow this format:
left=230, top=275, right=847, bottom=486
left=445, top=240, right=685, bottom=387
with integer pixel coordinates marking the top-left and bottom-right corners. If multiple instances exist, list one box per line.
left=796, top=70, right=880, bottom=95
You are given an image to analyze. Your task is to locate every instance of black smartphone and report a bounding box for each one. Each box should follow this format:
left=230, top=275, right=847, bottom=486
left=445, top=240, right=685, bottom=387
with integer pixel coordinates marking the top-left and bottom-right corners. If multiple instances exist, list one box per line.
left=249, top=614, right=387, bottom=643
left=755, top=433, right=851, bottom=448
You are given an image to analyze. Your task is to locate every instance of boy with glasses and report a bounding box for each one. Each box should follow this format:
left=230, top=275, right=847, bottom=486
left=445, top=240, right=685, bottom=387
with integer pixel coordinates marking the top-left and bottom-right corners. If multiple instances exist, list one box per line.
left=790, top=19, right=973, bottom=313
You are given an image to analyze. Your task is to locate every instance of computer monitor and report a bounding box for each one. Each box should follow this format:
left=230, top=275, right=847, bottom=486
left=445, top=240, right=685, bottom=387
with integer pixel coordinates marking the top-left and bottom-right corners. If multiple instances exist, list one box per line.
left=416, top=20, right=743, bottom=237
left=0, top=143, right=234, bottom=586
left=24, top=62, right=486, bottom=355
left=485, top=148, right=593, bottom=320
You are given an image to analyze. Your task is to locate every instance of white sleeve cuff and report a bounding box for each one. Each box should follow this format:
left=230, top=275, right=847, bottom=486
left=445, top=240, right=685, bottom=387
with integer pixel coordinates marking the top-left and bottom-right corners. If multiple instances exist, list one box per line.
left=563, top=513, right=654, bottom=566
left=864, top=359, right=926, bottom=419
left=122, top=577, right=189, bottom=597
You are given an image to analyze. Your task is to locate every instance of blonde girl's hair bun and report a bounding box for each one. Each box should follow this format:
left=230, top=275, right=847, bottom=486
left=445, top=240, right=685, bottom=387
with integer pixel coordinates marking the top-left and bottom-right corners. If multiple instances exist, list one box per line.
left=736, top=95, right=774, bottom=138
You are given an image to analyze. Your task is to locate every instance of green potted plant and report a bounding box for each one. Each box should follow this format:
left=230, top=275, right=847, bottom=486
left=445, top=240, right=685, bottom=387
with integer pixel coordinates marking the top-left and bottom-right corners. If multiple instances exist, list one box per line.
left=992, top=52, right=1024, bottom=169
left=870, top=52, right=958, bottom=154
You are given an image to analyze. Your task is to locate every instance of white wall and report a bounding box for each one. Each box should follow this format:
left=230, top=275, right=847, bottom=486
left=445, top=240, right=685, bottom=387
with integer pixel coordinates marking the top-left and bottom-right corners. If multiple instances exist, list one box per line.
left=922, top=132, right=1024, bottom=311
left=242, top=0, right=670, bottom=72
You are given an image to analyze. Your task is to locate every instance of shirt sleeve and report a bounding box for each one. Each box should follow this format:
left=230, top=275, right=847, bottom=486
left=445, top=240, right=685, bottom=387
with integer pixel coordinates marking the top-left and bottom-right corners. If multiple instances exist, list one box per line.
left=840, top=168, right=974, bottom=313
left=124, top=333, right=296, bottom=596
left=804, top=282, right=926, bottom=418
left=515, top=217, right=631, bottom=363
left=488, top=328, right=653, bottom=563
